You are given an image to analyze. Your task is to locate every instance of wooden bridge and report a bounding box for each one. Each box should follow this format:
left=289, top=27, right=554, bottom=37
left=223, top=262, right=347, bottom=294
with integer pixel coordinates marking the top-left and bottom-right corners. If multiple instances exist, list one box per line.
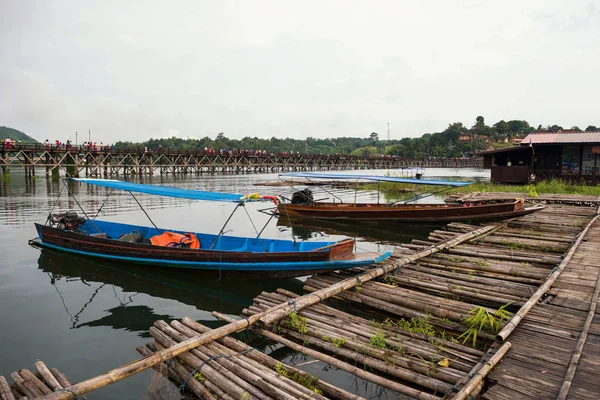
left=0, top=144, right=483, bottom=177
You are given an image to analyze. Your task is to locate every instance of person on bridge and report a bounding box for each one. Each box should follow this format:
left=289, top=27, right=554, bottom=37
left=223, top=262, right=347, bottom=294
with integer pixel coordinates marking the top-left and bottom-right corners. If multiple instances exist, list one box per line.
left=45, top=139, right=50, bottom=150
left=5, top=137, right=12, bottom=149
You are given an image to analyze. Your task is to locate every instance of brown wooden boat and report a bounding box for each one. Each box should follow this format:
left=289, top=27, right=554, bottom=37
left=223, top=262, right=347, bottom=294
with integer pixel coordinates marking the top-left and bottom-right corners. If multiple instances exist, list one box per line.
left=277, top=200, right=544, bottom=222
left=31, top=219, right=391, bottom=278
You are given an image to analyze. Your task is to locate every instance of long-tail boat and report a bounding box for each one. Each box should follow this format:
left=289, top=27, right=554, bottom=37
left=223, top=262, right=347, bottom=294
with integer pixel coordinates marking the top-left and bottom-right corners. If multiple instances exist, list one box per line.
left=275, top=172, right=545, bottom=222
left=30, top=179, right=390, bottom=278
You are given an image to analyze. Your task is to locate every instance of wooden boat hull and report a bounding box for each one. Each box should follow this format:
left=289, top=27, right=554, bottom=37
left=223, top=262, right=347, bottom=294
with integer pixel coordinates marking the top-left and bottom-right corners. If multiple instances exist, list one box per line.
left=32, top=222, right=390, bottom=277
left=277, top=201, right=545, bottom=222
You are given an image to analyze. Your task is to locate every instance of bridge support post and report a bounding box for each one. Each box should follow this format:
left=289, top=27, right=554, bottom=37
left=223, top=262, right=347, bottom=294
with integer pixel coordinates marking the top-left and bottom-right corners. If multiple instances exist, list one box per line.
left=65, top=152, right=76, bottom=177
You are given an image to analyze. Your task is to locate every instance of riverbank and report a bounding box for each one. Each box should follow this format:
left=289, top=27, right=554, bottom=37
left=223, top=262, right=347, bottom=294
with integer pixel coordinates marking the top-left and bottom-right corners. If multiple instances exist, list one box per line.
left=450, top=179, right=600, bottom=196
left=362, top=179, right=600, bottom=198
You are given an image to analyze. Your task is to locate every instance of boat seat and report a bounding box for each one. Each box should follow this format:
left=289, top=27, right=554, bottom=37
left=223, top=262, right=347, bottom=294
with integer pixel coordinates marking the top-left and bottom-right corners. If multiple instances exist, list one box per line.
left=228, top=238, right=249, bottom=252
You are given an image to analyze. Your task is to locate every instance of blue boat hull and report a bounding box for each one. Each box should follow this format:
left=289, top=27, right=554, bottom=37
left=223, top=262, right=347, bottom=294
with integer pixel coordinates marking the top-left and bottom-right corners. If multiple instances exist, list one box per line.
left=32, top=220, right=391, bottom=277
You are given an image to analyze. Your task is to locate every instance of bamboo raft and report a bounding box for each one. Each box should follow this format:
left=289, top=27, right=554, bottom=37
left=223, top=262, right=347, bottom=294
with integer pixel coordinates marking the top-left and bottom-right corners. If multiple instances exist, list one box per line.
left=0, top=362, right=77, bottom=400
left=4, top=204, right=600, bottom=399
left=225, top=205, right=597, bottom=399
left=447, top=192, right=600, bottom=207
left=138, top=318, right=361, bottom=400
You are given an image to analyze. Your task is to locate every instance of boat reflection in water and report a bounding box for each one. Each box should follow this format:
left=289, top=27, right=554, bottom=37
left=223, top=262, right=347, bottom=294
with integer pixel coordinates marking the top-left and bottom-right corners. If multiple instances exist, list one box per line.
left=36, top=248, right=304, bottom=339
left=277, top=216, right=437, bottom=245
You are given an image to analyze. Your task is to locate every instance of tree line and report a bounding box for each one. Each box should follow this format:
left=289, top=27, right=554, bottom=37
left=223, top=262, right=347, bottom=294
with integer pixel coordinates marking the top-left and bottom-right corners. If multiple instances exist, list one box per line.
left=117, top=116, right=590, bottom=158
left=1, top=116, right=583, bottom=159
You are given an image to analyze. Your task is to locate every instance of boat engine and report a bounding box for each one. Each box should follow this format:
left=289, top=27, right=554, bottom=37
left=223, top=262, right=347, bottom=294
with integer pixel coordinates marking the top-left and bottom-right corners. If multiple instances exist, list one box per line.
left=291, top=189, right=314, bottom=205
left=49, top=212, right=87, bottom=231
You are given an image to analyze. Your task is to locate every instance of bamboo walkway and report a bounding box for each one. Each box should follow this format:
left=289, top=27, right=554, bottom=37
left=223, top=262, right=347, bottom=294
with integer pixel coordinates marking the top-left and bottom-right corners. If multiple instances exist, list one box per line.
left=235, top=205, right=598, bottom=399
left=448, top=192, right=600, bottom=207
left=3, top=205, right=600, bottom=399
left=483, top=216, right=600, bottom=400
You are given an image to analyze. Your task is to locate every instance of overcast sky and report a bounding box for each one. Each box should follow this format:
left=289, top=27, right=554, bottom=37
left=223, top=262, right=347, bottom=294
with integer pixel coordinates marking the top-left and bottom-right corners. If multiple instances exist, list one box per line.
left=1, top=1, right=599, bottom=143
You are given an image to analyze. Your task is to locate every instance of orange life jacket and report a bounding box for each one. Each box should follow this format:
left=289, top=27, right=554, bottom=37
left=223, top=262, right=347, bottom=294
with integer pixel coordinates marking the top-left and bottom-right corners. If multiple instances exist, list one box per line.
left=150, top=232, right=200, bottom=249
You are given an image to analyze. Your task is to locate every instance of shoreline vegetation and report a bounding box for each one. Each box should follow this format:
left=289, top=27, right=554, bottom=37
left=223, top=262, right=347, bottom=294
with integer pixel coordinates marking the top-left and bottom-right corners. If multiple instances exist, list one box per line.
left=360, top=179, right=600, bottom=197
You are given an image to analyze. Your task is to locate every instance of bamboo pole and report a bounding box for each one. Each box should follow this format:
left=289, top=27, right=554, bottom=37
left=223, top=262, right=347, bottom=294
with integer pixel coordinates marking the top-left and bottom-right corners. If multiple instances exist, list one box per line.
left=262, top=290, right=481, bottom=369
left=169, top=321, right=328, bottom=400
left=275, top=288, right=483, bottom=357
left=149, top=326, right=261, bottom=400
left=10, top=372, right=38, bottom=399
left=147, top=341, right=231, bottom=400
left=35, top=362, right=63, bottom=391
left=261, top=225, right=496, bottom=326
left=0, top=376, right=15, bottom=400
left=19, top=369, right=52, bottom=396
left=39, top=224, right=496, bottom=400
left=49, top=369, right=72, bottom=391
left=556, top=267, right=600, bottom=400
left=215, top=312, right=442, bottom=400
left=497, top=214, right=600, bottom=342
left=154, top=320, right=319, bottom=400
left=138, top=343, right=217, bottom=400
left=450, top=342, right=512, bottom=400
left=247, top=295, right=465, bottom=384
left=180, top=317, right=364, bottom=400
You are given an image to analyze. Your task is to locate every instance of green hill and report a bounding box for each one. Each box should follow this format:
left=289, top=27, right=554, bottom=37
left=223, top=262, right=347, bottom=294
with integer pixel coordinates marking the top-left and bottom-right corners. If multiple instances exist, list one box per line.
left=0, top=126, right=39, bottom=143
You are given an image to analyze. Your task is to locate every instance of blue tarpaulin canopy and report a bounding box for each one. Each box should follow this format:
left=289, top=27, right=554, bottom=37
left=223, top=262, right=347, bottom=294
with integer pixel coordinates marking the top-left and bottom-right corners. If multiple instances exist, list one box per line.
left=71, top=178, right=244, bottom=202
left=279, top=172, right=473, bottom=187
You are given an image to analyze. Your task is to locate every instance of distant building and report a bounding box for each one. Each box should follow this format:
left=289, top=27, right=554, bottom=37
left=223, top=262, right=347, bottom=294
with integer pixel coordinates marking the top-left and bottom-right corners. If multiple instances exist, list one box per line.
left=458, top=134, right=472, bottom=142
left=496, top=135, right=508, bottom=143
left=479, top=131, right=600, bottom=183
left=509, top=136, right=525, bottom=145
left=475, top=135, right=489, bottom=143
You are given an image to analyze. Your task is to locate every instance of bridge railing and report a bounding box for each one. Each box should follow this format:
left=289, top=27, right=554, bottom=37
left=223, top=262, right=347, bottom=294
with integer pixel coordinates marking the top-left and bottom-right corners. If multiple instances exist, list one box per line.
left=0, top=143, right=481, bottom=161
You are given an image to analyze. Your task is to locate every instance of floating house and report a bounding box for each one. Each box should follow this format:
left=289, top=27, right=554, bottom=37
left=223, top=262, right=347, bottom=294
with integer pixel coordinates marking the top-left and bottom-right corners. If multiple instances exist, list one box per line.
left=479, top=131, right=600, bottom=183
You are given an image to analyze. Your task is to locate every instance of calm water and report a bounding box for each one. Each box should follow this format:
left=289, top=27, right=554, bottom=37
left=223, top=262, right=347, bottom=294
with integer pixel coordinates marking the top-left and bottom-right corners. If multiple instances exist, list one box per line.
left=0, top=168, right=488, bottom=399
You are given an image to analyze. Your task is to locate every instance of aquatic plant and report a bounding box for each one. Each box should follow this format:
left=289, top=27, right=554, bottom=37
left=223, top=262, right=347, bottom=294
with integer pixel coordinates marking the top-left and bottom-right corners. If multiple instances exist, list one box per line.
left=286, top=312, right=308, bottom=334
left=193, top=372, right=205, bottom=383
left=322, top=335, right=347, bottom=348
left=458, top=303, right=513, bottom=348
left=274, top=362, right=322, bottom=394
left=369, top=331, right=387, bottom=349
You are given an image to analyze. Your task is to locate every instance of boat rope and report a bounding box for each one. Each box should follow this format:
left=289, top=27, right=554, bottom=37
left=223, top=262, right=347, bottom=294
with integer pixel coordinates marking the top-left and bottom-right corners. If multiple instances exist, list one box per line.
left=355, top=277, right=362, bottom=293
left=312, top=293, right=326, bottom=304
left=209, top=202, right=242, bottom=250
left=128, top=190, right=162, bottom=234
left=254, top=212, right=276, bottom=249
left=287, top=299, right=297, bottom=313
left=303, top=176, right=344, bottom=203
left=179, top=347, right=257, bottom=393
left=242, top=203, right=269, bottom=252
left=63, top=180, right=104, bottom=235
left=47, top=180, right=67, bottom=224
left=393, top=264, right=402, bottom=275
left=92, top=188, right=114, bottom=220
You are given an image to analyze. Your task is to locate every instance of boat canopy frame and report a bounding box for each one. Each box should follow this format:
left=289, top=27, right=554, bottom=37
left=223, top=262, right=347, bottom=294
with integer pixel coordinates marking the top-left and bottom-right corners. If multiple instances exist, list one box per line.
left=49, top=178, right=280, bottom=252
left=277, top=171, right=474, bottom=205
